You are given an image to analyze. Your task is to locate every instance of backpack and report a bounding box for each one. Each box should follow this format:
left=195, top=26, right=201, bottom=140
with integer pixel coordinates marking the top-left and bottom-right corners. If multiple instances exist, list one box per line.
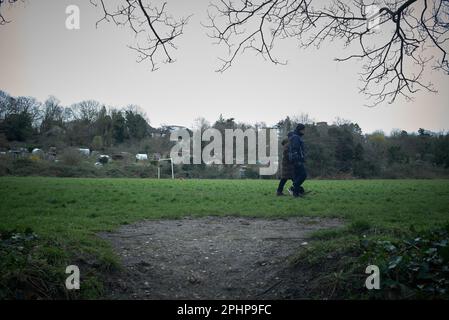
left=288, top=135, right=304, bottom=163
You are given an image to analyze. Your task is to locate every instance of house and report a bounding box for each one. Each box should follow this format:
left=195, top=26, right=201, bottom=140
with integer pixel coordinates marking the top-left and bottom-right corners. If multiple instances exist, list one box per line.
left=79, top=148, right=90, bottom=156
left=8, top=148, right=28, bottom=159
left=136, top=153, right=148, bottom=161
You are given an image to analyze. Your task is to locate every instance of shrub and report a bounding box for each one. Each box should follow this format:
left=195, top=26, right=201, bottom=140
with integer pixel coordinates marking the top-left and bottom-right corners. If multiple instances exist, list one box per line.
left=359, top=226, right=449, bottom=299
left=0, top=160, right=10, bottom=176
left=60, top=148, right=83, bottom=166
left=91, top=136, right=104, bottom=150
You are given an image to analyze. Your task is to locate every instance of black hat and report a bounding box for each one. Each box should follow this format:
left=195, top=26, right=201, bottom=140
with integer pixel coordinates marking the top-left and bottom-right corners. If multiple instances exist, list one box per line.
left=295, top=123, right=305, bottom=133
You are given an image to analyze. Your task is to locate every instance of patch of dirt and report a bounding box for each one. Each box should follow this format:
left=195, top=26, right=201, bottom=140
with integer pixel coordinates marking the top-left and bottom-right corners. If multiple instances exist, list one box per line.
left=99, top=216, right=343, bottom=299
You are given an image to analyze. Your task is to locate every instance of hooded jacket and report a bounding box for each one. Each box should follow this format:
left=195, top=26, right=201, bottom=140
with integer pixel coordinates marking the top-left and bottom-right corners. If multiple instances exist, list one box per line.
left=288, top=131, right=306, bottom=164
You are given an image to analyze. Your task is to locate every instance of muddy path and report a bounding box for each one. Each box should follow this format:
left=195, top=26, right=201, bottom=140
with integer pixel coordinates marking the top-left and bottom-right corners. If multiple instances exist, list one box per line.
left=100, top=216, right=343, bottom=299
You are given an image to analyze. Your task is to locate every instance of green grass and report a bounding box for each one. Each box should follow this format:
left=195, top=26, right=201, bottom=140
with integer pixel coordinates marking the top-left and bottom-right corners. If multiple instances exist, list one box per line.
left=1, top=177, right=449, bottom=298
left=1, top=177, right=448, bottom=231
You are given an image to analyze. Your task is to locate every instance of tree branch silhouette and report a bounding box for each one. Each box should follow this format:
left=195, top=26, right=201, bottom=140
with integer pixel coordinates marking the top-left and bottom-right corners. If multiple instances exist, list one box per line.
left=205, top=0, right=449, bottom=106
left=1, top=0, right=448, bottom=105
left=91, top=0, right=190, bottom=71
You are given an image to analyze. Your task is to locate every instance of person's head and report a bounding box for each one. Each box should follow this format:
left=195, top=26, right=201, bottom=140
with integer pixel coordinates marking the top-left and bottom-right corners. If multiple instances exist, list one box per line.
left=295, top=124, right=305, bottom=136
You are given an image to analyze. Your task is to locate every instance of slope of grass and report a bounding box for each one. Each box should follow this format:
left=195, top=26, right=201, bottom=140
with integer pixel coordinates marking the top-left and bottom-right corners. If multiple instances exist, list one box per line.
left=1, top=177, right=448, bottom=298
left=2, top=177, right=448, bottom=230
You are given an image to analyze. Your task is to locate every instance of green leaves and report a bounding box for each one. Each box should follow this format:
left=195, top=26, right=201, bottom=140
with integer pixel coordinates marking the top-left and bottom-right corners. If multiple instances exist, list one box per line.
left=360, top=226, right=449, bottom=299
left=388, top=256, right=403, bottom=270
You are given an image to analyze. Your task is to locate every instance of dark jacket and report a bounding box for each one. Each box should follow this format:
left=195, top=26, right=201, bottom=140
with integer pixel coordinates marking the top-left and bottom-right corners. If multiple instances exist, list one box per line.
left=288, top=131, right=306, bottom=165
left=280, top=133, right=295, bottom=179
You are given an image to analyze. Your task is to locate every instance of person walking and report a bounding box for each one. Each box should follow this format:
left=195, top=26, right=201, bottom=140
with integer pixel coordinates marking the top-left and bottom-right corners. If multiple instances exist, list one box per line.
left=288, top=124, right=307, bottom=197
left=276, top=132, right=294, bottom=196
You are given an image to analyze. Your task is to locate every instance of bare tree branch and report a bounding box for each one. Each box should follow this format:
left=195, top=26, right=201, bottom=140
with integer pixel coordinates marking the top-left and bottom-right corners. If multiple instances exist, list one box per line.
left=1, top=0, right=190, bottom=70
left=90, top=0, right=190, bottom=71
left=0, top=0, right=22, bottom=25
left=1, top=0, right=448, bottom=105
left=205, top=0, right=449, bottom=106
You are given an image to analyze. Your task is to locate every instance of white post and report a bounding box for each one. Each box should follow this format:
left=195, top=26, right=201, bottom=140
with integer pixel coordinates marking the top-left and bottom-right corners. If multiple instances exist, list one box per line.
left=157, top=158, right=175, bottom=179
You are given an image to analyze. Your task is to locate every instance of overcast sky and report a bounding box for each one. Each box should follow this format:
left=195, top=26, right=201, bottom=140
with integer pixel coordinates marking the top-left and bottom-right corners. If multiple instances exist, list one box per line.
left=0, top=0, right=448, bottom=134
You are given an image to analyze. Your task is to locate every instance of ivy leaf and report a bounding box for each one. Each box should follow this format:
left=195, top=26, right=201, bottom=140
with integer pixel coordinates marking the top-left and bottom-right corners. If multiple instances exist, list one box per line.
left=388, top=256, right=403, bottom=269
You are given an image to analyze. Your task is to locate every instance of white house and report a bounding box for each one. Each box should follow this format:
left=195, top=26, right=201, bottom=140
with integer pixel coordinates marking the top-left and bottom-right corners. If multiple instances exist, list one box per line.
left=136, top=153, right=148, bottom=161
left=79, top=148, right=90, bottom=156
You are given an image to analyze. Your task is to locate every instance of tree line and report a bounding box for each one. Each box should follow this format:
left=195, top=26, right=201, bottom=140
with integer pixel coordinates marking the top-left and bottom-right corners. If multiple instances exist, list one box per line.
left=0, top=91, right=155, bottom=148
left=1, top=90, right=448, bottom=179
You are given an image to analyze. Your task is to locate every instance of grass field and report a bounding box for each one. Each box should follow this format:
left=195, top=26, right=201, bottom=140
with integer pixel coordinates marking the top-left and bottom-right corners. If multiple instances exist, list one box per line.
left=1, top=177, right=449, bottom=299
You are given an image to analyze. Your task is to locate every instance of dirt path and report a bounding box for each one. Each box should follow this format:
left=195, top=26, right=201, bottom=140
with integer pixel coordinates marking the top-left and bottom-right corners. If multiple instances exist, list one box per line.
left=100, top=216, right=343, bottom=299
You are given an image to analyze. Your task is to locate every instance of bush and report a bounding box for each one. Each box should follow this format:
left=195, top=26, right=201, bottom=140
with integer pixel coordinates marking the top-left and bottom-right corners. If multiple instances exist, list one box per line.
left=0, top=160, right=10, bottom=176
left=0, top=230, right=69, bottom=299
left=0, top=229, right=106, bottom=299
left=60, top=148, right=83, bottom=166
left=359, top=226, right=449, bottom=299
left=41, top=163, right=99, bottom=178
left=11, top=158, right=42, bottom=176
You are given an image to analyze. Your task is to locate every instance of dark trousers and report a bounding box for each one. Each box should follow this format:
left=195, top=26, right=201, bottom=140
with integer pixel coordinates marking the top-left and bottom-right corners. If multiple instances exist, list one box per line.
left=292, top=163, right=307, bottom=196
left=277, top=178, right=288, bottom=193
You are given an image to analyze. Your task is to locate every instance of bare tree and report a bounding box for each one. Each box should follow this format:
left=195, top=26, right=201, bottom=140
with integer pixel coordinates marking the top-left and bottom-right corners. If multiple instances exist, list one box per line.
left=91, top=0, right=190, bottom=71
left=15, top=96, right=42, bottom=126
left=40, top=96, right=64, bottom=133
left=292, top=113, right=314, bottom=125
left=193, top=117, right=211, bottom=132
left=0, top=92, right=42, bottom=126
left=2, top=0, right=448, bottom=106
left=0, top=0, right=21, bottom=25
left=0, top=0, right=190, bottom=70
left=71, top=100, right=101, bottom=122
left=205, top=0, right=449, bottom=105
